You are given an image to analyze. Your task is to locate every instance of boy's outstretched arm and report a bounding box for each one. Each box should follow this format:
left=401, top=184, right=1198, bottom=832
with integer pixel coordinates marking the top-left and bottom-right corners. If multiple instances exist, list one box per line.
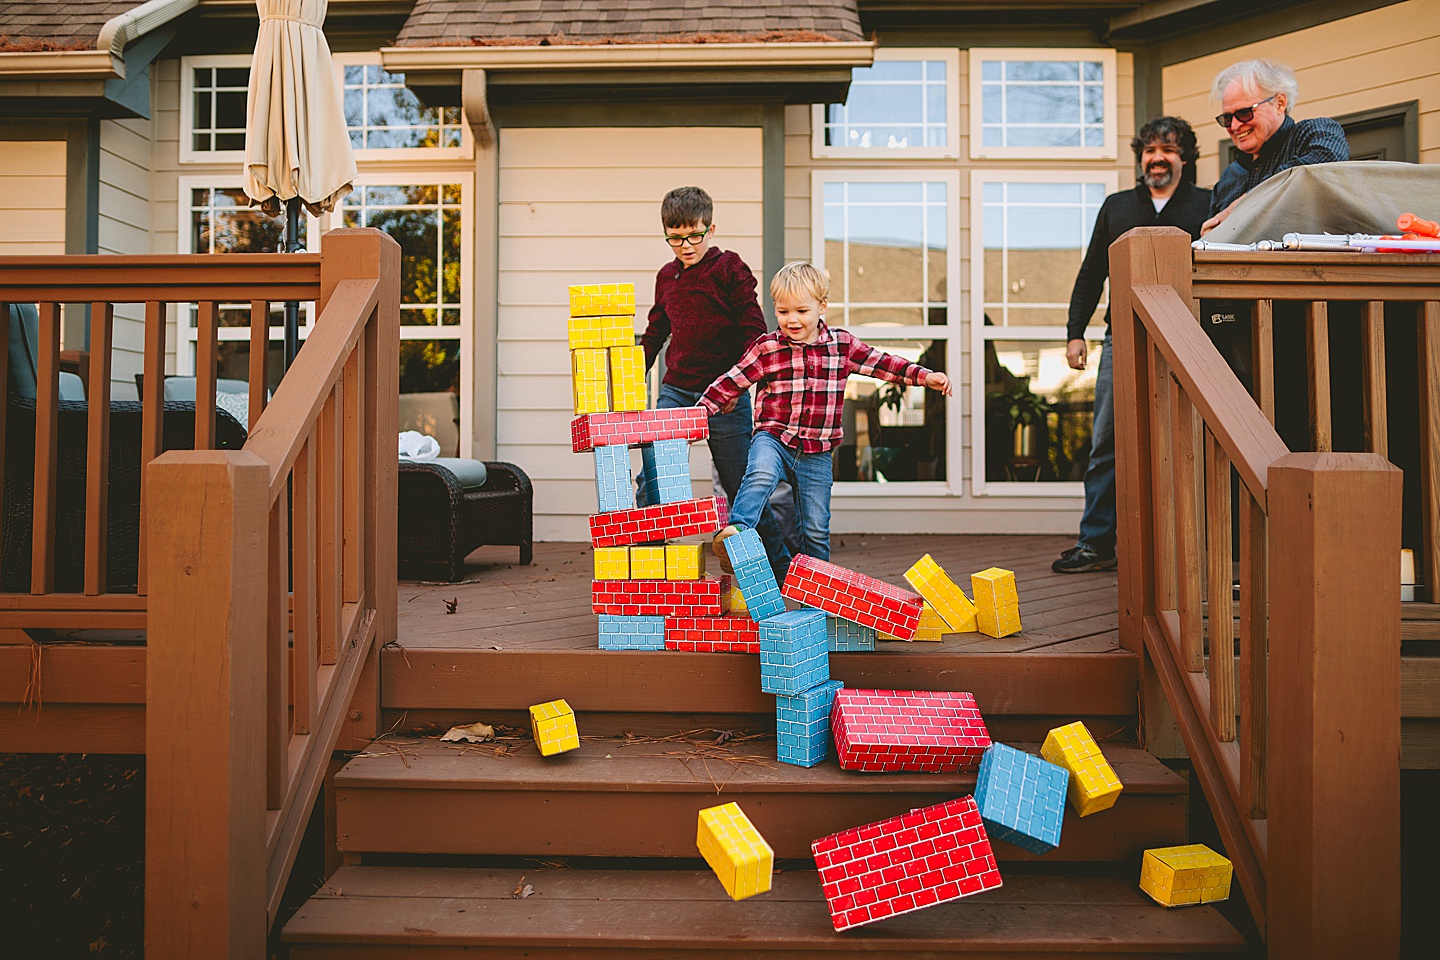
left=697, top=339, right=768, bottom=415
left=845, top=335, right=951, bottom=394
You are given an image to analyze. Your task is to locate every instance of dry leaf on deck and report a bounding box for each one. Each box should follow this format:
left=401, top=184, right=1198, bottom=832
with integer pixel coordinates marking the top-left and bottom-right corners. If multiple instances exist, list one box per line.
left=440, top=721, right=495, bottom=743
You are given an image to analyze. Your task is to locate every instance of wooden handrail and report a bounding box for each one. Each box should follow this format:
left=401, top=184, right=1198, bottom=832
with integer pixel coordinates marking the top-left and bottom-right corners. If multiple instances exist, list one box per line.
left=0, top=253, right=321, bottom=302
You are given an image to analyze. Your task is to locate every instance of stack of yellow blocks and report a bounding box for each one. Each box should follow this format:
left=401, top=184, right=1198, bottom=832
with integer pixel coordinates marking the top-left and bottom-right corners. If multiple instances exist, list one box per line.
left=1041, top=720, right=1124, bottom=816
left=592, top=544, right=706, bottom=581
left=696, top=801, right=773, bottom=900
left=529, top=698, right=580, bottom=757
left=971, top=566, right=1022, bottom=638
left=903, top=554, right=978, bottom=633
left=1139, top=844, right=1232, bottom=907
left=568, top=282, right=644, bottom=415
left=879, top=602, right=948, bottom=642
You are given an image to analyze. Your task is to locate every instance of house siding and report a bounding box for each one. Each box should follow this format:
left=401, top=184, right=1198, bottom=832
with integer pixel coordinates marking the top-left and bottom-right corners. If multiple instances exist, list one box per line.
left=98, top=110, right=155, bottom=394
left=0, top=140, right=66, bottom=256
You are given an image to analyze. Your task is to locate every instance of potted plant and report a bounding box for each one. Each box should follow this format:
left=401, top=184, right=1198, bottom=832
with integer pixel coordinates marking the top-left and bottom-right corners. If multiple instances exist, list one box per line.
left=989, top=384, right=1053, bottom=462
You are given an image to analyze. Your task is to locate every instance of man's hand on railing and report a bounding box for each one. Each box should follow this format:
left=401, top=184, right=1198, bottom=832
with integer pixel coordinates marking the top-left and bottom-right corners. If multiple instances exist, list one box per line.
left=1066, top=338, right=1088, bottom=371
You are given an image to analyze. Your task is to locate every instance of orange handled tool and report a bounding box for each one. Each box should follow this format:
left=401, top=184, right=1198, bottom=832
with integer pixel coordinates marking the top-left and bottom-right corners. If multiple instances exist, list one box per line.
left=1397, top=213, right=1440, bottom=238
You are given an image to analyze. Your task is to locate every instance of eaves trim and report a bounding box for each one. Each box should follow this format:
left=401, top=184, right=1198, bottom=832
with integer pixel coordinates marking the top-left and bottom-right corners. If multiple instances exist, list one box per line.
left=0, top=0, right=199, bottom=79
left=381, top=40, right=876, bottom=75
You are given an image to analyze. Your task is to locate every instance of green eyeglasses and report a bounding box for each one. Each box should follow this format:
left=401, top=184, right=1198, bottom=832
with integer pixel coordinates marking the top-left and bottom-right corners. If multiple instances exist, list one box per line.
left=663, top=229, right=710, bottom=247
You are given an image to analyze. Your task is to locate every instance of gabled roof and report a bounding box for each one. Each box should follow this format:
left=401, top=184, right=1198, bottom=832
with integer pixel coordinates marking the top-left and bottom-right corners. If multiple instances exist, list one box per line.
left=394, top=0, right=865, bottom=48
left=0, top=1, right=139, bottom=52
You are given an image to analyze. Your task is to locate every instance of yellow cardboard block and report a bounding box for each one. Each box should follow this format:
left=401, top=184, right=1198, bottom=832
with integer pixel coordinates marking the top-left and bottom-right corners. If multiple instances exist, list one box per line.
left=567, top=315, right=633, bottom=350
left=630, top=545, right=666, bottom=579
left=609, top=345, right=647, bottom=412
left=1139, top=844, right=1232, bottom=907
left=593, top=546, right=630, bottom=580
left=569, top=282, right=636, bottom=318
left=529, top=698, right=579, bottom=756
left=1041, top=720, right=1124, bottom=816
left=665, top=543, right=706, bottom=580
left=880, top=602, right=947, bottom=642
left=722, top=580, right=748, bottom=615
left=697, top=802, right=773, bottom=901
left=572, top=348, right=610, bottom=415
left=904, top=554, right=979, bottom=633
left=971, top=566, right=1021, bottom=638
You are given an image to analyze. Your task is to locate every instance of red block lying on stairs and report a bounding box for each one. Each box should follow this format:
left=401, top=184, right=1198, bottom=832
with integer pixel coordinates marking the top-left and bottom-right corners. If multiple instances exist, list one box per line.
left=780, top=554, right=923, bottom=640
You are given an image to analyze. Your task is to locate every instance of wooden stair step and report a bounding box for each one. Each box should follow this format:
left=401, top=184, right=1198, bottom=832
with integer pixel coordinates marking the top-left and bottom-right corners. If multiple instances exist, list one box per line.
left=283, top=865, right=1247, bottom=958
left=336, top=737, right=1185, bottom=862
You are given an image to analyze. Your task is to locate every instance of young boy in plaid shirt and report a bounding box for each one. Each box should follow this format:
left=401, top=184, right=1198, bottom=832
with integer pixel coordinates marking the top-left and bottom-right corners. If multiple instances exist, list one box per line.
left=699, top=261, right=951, bottom=572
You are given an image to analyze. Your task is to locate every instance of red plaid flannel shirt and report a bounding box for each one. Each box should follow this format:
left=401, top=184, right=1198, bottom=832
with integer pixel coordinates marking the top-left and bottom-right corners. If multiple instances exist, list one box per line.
left=697, top=322, right=932, bottom=453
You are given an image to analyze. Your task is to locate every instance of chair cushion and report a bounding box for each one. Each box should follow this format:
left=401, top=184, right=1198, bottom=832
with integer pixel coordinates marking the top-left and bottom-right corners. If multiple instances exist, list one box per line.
left=430, top=457, right=488, bottom=491
left=7, top=303, right=88, bottom=402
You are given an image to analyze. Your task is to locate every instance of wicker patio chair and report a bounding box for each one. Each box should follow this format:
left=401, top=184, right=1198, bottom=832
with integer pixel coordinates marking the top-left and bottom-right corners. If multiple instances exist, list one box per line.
left=397, top=459, right=533, bottom=581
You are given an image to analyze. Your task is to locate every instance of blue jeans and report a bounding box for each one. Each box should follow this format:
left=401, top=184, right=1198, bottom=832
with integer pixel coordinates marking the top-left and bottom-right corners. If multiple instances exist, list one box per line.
left=1077, top=334, right=1116, bottom=555
left=728, top=431, right=833, bottom=563
left=638, top=384, right=791, bottom=580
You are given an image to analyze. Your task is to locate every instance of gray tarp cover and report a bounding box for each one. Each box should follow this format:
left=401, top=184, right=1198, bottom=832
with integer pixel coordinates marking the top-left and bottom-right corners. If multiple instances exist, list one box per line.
left=1205, top=160, right=1440, bottom=243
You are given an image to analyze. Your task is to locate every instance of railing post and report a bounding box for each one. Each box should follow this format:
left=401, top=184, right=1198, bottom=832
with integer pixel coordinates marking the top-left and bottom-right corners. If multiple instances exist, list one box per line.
left=1268, top=452, right=1400, bottom=958
left=1109, top=226, right=1193, bottom=754
left=145, top=450, right=270, bottom=958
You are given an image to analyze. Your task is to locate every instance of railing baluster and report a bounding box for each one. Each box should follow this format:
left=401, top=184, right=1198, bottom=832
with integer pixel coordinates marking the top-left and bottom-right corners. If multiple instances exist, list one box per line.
left=1171, top=386, right=1203, bottom=671
left=266, top=498, right=287, bottom=811
left=342, top=347, right=363, bottom=605
left=138, top=301, right=166, bottom=596
left=1361, top=301, right=1388, bottom=458
left=318, top=391, right=342, bottom=666
left=1307, top=301, right=1332, bottom=451
left=85, top=302, right=114, bottom=596
left=195, top=301, right=219, bottom=450
left=292, top=436, right=318, bottom=735
left=250, top=300, right=270, bottom=431
left=1149, top=344, right=1176, bottom=612
left=1239, top=489, right=1268, bottom=818
left=0, top=302, right=8, bottom=570
left=1205, top=429, right=1236, bottom=741
left=1253, top=299, right=1275, bottom=424
left=1420, top=301, right=1440, bottom=603
left=32, top=302, right=61, bottom=595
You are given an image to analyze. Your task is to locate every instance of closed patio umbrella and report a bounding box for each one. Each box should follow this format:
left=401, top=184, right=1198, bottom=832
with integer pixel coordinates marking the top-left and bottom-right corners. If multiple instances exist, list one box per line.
left=244, top=0, right=357, bottom=368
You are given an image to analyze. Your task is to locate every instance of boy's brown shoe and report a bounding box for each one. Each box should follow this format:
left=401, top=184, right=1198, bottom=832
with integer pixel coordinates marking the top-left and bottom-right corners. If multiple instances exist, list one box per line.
left=711, top=525, right=740, bottom=574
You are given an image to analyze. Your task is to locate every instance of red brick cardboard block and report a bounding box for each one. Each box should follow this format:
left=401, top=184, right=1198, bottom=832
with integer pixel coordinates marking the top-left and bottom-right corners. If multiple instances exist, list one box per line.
left=571, top=408, right=709, bottom=453
left=664, top=614, right=761, bottom=653
left=590, top=497, right=727, bottom=548
left=831, top=689, right=992, bottom=773
left=591, top=577, right=728, bottom=617
left=781, top=555, right=922, bottom=640
left=811, top=795, right=1002, bottom=932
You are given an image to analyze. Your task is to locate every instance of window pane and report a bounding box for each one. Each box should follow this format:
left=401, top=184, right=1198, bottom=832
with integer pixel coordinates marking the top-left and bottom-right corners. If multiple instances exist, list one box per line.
left=822, top=179, right=949, bottom=328
left=980, top=57, right=1106, bottom=151
left=980, top=180, right=1105, bottom=325
left=344, top=183, right=464, bottom=323
left=824, top=58, right=947, bottom=150
left=345, top=65, right=462, bottom=150
left=983, top=339, right=1098, bottom=483
left=835, top=340, right=947, bottom=483
left=399, top=338, right=463, bottom=457
left=1006, top=61, right=1078, bottom=82
left=189, top=63, right=249, bottom=154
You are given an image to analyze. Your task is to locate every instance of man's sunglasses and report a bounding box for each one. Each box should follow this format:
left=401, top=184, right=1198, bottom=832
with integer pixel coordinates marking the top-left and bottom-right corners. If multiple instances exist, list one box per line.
left=1215, top=94, right=1277, bottom=129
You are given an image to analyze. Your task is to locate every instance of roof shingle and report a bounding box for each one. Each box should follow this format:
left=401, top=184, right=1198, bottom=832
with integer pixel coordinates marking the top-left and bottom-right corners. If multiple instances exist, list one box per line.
left=0, top=2, right=137, bottom=52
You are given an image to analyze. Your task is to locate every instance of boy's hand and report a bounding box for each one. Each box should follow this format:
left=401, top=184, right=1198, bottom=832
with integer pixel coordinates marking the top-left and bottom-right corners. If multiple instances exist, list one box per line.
left=721, top=398, right=739, bottom=414
left=925, top=372, right=953, bottom=396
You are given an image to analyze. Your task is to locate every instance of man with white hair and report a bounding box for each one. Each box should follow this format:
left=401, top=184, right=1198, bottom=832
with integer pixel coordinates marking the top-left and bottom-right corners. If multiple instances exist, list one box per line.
left=1201, top=58, right=1349, bottom=235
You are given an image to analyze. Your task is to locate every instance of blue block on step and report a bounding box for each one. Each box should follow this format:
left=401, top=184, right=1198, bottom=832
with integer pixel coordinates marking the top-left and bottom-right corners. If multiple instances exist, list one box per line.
left=974, top=742, right=1068, bottom=855
left=639, top=438, right=692, bottom=505
left=826, top=615, right=876, bottom=652
left=593, top=444, right=634, bottom=512
left=723, top=527, right=785, bottom=621
left=776, top=679, right=844, bottom=767
left=758, top=608, right=829, bottom=696
left=597, top=613, right=666, bottom=651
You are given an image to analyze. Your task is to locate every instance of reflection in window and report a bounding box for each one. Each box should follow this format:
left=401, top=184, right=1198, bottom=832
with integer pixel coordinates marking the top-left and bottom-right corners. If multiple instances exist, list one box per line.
left=823, top=181, right=948, bottom=327
left=983, top=339, right=1098, bottom=483
left=190, top=66, right=249, bottom=153
left=981, top=181, right=1105, bottom=326
left=825, top=59, right=947, bottom=150
left=342, top=184, right=462, bottom=326
left=833, top=340, right=946, bottom=483
left=981, top=59, right=1105, bottom=148
left=399, top=339, right=463, bottom=456
left=189, top=186, right=302, bottom=329
left=344, top=65, right=463, bottom=150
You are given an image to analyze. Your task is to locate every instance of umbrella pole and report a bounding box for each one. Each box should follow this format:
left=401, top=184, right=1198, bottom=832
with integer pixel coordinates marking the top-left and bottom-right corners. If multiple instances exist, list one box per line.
left=283, top=196, right=302, bottom=370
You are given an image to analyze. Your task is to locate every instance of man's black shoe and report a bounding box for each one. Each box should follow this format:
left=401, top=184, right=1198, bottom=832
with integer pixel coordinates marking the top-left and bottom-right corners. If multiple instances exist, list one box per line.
left=1052, top=545, right=1117, bottom=573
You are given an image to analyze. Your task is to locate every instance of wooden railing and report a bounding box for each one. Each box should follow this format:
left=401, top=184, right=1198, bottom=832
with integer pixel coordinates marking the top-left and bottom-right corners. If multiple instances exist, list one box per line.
left=1112, top=227, right=1402, bottom=958
left=0, top=228, right=399, bottom=955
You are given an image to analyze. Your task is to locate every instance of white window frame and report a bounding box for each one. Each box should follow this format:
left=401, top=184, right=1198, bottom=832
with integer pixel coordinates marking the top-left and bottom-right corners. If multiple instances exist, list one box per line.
left=179, top=54, right=253, bottom=165
left=811, top=168, right=963, bottom=498
left=811, top=48, right=960, bottom=160
left=331, top=53, right=473, bottom=162
left=968, top=168, right=1117, bottom=497
left=968, top=47, right=1117, bottom=161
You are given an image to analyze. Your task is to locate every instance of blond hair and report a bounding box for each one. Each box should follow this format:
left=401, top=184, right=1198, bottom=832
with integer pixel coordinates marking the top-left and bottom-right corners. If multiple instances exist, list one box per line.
left=770, top=260, right=829, bottom=305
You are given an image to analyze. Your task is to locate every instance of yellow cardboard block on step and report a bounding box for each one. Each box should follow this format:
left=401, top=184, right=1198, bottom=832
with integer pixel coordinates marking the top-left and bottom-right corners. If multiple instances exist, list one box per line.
left=1041, top=720, right=1124, bottom=816
left=904, top=554, right=979, bottom=633
left=568, top=315, right=633, bottom=350
left=1139, top=844, right=1232, bottom=907
left=697, top=801, right=773, bottom=901
left=971, top=566, right=1022, bottom=638
left=630, top=545, right=666, bottom=579
left=665, top=543, right=705, bottom=580
left=569, top=282, right=636, bottom=318
left=722, top=580, right=748, bottom=615
left=593, top=546, right=629, bottom=580
left=529, top=698, right=579, bottom=756
left=880, top=602, right=947, bottom=642
left=571, top=348, right=610, bottom=415
left=609, top=345, right=647, bottom=412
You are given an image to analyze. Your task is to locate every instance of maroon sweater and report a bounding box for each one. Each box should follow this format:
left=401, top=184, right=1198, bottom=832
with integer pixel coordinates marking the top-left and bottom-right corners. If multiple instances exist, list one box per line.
left=639, top=247, right=768, bottom=392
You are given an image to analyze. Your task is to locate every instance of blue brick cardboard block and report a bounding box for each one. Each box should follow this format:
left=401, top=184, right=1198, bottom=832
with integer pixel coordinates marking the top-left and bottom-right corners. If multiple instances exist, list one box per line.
left=826, top=615, right=876, bottom=652
left=776, top=679, right=844, bottom=767
left=593, top=444, right=634, bottom=512
left=597, top=613, right=666, bottom=651
left=758, top=608, right=829, bottom=696
left=974, top=741, right=1069, bottom=855
left=639, top=437, right=693, bottom=505
left=723, top=528, right=785, bottom=621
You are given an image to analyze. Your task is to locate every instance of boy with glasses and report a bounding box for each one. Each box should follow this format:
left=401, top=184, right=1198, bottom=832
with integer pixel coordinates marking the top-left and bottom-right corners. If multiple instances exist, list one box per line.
left=638, top=186, right=791, bottom=583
